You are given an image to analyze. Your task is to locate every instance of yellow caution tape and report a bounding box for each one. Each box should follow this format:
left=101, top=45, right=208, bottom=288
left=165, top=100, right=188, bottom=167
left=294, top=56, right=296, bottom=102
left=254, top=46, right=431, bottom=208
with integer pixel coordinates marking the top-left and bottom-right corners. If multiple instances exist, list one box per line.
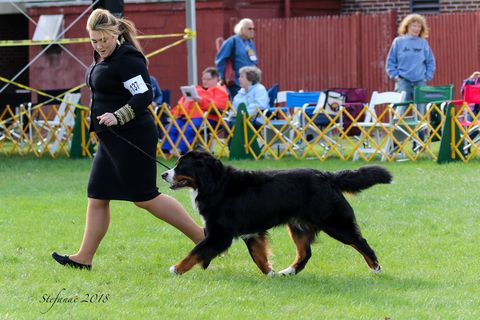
left=0, top=29, right=197, bottom=115
left=0, top=76, right=88, bottom=111
left=0, top=32, right=191, bottom=47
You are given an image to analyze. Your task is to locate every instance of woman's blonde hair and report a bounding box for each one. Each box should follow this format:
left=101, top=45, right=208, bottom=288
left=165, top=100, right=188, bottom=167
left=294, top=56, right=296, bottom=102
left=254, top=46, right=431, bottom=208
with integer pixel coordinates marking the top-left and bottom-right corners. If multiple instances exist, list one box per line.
left=86, top=8, right=145, bottom=56
left=398, top=13, right=429, bottom=38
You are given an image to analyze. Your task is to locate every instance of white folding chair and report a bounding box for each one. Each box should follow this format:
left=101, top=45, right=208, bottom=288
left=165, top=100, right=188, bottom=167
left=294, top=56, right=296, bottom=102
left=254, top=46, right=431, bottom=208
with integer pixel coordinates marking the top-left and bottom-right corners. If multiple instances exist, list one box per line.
left=36, top=92, right=81, bottom=154
left=353, top=91, right=406, bottom=161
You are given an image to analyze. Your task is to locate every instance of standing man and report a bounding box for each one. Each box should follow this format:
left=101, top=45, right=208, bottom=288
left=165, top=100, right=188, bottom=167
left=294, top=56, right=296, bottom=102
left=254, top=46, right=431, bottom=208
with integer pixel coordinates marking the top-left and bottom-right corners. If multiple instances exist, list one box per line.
left=215, top=18, right=258, bottom=99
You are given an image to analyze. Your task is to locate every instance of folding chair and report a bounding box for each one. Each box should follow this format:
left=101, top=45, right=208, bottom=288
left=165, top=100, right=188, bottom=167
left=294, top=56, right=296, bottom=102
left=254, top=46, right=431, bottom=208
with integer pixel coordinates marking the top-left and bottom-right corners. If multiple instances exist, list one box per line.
left=390, top=85, right=453, bottom=157
left=353, top=91, right=406, bottom=161
left=259, top=91, right=319, bottom=156
left=267, top=83, right=279, bottom=109
left=330, top=88, right=368, bottom=136
left=449, top=85, right=480, bottom=154
left=36, top=92, right=81, bottom=154
left=301, top=90, right=346, bottom=156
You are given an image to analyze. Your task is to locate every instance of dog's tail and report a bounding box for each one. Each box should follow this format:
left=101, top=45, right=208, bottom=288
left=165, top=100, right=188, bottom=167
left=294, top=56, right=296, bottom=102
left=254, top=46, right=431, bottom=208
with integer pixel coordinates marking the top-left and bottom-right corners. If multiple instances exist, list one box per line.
left=331, top=165, right=392, bottom=194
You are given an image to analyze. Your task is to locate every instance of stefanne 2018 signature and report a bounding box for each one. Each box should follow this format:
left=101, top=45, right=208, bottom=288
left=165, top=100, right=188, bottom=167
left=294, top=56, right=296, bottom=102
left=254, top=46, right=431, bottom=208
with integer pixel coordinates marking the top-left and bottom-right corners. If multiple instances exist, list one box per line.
left=40, top=288, right=110, bottom=314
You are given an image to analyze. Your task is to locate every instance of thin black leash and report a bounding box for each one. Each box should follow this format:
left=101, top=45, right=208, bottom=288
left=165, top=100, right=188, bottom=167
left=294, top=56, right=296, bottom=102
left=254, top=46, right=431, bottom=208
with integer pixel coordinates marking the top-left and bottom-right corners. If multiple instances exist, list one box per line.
left=106, top=126, right=171, bottom=170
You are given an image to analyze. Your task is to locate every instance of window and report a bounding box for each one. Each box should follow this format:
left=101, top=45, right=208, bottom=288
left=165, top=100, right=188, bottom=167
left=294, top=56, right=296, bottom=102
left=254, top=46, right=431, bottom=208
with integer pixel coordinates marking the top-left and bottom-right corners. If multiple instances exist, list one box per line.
left=410, top=0, right=440, bottom=14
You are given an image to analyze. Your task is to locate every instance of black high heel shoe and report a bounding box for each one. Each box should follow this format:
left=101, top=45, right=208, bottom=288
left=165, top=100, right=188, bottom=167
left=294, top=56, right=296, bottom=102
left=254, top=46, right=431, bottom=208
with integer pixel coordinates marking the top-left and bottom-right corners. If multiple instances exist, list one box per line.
left=51, top=252, right=92, bottom=270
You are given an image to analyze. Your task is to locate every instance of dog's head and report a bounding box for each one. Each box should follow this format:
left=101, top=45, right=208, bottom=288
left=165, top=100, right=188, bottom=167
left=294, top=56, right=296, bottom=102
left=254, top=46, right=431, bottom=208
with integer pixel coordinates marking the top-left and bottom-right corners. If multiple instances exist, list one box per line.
left=161, top=150, right=222, bottom=191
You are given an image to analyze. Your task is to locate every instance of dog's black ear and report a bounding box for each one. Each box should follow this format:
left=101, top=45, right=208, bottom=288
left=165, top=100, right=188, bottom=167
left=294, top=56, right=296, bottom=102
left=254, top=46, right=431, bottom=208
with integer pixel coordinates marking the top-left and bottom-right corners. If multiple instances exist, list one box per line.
left=194, top=153, right=223, bottom=192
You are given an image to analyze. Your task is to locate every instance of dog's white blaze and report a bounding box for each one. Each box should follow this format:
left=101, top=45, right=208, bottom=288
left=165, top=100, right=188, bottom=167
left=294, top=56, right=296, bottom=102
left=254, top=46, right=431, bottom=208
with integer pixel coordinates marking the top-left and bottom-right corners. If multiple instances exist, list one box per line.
left=189, top=189, right=199, bottom=211
left=278, top=266, right=296, bottom=276
left=188, top=190, right=206, bottom=226
left=163, top=169, right=175, bottom=183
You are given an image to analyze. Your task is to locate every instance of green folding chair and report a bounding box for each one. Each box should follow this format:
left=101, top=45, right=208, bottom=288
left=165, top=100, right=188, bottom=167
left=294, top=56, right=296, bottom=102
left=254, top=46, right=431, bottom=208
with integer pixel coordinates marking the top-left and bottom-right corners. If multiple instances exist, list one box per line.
left=390, top=84, right=453, bottom=155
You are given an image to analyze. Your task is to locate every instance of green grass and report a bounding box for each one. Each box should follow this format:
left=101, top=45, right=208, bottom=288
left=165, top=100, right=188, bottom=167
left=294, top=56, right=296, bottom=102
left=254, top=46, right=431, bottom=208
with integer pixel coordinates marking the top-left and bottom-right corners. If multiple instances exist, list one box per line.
left=1, top=156, right=479, bottom=319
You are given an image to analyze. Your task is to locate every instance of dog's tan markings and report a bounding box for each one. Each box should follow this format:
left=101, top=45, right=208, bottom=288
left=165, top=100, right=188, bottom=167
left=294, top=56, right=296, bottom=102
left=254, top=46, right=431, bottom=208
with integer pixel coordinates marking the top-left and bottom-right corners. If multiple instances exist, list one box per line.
left=351, top=244, right=380, bottom=270
left=174, top=253, right=202, bottom=274
left=174, top=175, right=197, bottom=188
left=246, top=235, right=272, bottom=274
left=287, top=226, right=310, bottom=269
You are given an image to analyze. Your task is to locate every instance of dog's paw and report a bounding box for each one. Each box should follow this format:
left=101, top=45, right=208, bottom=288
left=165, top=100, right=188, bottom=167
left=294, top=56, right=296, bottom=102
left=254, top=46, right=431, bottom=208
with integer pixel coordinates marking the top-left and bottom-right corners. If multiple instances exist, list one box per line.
left=267, top=269, right=275, bottom=277
left=278, top=266, right=296, bottom=276
left=170, top=265, right=180, bottom=275
left=371, top=265, right=382, bottom=274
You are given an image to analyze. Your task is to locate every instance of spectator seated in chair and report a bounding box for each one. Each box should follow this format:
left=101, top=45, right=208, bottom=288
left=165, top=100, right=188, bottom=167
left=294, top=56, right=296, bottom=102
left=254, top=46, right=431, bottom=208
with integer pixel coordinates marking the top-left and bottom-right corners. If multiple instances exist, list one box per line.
left=227, top=66, right=269, bottom=129
left=162, top=67, right=228, bottom=156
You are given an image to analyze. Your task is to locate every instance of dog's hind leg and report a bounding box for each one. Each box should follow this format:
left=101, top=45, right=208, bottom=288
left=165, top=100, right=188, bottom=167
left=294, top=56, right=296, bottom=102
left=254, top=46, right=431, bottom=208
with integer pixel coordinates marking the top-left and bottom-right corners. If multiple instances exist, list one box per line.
left=322, top=217, right=381, bottom=274
left=278, top=223, right=315, bottom=276
left=243, top=232, right=274, bottom=276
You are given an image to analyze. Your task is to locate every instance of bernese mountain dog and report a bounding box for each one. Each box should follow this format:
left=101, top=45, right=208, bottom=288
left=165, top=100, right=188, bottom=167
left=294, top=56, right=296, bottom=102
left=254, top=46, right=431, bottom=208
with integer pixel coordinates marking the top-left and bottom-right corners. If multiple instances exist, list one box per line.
left=162, top=150, right=392, bottom=276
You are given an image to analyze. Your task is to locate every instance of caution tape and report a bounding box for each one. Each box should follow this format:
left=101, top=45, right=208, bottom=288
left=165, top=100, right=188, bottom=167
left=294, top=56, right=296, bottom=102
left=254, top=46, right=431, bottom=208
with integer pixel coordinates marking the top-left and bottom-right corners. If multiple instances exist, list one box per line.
left=0, top=76, right=88, bottom=111
left=0, top=30, right=195, bottom=47
left=0, top=28, right=196, bottom=121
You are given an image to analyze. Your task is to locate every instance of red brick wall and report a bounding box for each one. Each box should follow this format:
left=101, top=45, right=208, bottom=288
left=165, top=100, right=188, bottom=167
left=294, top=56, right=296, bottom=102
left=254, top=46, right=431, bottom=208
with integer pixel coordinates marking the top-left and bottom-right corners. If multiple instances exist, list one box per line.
left=24, top=0, right=341, bottom=105
left=342, top=0, right=480, bottom=18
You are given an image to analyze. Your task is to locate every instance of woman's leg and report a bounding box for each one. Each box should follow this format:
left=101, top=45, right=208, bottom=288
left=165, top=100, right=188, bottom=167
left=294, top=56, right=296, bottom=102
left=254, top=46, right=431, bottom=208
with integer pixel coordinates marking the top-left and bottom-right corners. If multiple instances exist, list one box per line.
left=135, top=194, right=204, bottom=244
left=69, top=198, right=110, bottom=265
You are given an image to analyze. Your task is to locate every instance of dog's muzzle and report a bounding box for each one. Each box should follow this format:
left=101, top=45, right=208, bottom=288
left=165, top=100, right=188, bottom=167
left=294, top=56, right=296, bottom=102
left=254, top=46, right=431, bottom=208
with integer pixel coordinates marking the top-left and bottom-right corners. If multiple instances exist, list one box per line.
left=161, top=169, right=195, bottom=190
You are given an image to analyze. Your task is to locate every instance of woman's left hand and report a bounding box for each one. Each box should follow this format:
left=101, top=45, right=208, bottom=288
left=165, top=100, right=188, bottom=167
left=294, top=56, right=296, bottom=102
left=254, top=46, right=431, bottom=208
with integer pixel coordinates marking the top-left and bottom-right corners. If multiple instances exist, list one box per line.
left=97, top=112, right=118, bottom=126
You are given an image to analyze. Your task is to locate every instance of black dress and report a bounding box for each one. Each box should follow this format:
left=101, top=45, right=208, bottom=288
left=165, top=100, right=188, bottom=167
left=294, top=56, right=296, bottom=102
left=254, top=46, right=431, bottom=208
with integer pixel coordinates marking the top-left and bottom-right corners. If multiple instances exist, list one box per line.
left=86, top=42, right=160, bottom=202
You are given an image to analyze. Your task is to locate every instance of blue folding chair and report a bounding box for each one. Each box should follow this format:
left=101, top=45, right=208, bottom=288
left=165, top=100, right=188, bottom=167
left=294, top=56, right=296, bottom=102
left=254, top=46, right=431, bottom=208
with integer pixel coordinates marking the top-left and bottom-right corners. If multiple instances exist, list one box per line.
left=267, top=83, right=279, bottom=109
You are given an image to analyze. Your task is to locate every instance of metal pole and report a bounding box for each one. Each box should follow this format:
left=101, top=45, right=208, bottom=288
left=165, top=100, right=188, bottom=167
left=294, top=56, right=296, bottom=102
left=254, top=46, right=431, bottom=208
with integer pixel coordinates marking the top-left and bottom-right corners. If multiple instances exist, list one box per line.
left=185, top=0, right=197, bottom=85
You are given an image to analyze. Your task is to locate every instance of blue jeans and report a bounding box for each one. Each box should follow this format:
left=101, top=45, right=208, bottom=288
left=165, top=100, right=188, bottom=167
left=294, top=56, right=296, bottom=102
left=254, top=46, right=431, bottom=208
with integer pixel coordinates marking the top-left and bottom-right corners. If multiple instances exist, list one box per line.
left=395, top=78, right=427, bottom=115
left=162, top=118, right=216, bottom=154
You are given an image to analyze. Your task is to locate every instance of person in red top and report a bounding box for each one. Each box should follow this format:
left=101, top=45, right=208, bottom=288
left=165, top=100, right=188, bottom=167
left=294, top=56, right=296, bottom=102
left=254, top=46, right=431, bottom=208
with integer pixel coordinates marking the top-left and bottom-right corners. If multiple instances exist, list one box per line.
left=162, top=67, right=228, bottom=155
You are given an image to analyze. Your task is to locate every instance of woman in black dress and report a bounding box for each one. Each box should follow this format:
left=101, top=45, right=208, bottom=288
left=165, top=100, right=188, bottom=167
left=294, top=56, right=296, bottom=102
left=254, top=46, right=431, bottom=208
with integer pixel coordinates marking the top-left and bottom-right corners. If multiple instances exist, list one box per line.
left=52, top=8, right=204, bottom=270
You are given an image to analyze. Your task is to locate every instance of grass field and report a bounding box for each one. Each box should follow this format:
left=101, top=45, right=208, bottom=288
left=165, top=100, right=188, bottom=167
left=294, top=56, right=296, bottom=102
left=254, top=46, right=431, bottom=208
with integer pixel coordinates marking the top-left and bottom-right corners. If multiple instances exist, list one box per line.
left=1, top=155, right=479, bottom=319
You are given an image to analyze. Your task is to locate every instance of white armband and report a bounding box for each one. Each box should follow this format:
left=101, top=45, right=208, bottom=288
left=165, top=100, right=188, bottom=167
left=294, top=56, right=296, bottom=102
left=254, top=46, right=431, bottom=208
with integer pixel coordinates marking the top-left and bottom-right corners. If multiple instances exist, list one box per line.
left=123, top=75, right=148, bottom=95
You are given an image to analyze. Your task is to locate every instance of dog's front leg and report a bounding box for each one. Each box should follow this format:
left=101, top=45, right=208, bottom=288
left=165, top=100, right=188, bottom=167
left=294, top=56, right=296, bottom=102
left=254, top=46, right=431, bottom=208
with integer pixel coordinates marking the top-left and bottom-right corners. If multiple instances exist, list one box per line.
left=170, top=234, right=233, bottom=275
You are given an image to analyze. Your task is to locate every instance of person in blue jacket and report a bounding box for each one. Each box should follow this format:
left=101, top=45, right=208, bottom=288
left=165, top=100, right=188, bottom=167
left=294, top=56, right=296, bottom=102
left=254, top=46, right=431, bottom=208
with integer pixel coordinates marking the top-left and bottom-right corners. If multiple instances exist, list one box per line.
left=386, top=13, right=435, bottom=149
left=150, top=75, right=163, bottom=107
left=386, top=13, right=436, bottom=111
left=229, top=66, right=269, bottom=129
left=215, top=18, right=258, bottom=99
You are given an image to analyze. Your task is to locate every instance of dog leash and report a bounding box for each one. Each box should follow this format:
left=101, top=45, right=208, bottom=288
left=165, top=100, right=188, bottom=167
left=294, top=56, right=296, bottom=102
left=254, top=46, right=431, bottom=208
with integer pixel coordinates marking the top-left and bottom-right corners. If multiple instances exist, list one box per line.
left=106, top=126, right=171, bottom=170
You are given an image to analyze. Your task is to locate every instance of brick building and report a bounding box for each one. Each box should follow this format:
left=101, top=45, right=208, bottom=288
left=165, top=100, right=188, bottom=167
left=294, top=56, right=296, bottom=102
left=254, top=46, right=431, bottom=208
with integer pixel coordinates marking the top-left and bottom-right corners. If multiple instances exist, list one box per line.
left=341, top=0, right=480, bottom=17
left=1, top=0, right=480, bottom=105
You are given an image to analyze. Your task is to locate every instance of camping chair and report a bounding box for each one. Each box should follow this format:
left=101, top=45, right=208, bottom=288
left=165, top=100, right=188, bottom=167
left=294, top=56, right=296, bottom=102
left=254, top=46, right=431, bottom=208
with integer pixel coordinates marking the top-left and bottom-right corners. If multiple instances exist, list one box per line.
left=36, top=92, right=81, bottom=154
left=301, top=90, right=346, bottom=156
left=353, top=91, right=406, bottom=161
left=259, top=91, right=319, bottom=156
left=274, top=90, right=294, bottom=107
left=330, top=88, right=368, bottom=136
left=449, top=84, right=480, bottom=154
left=390, top=85, right=453, bottom=157
left=267, top=83, right=279, bottom=109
